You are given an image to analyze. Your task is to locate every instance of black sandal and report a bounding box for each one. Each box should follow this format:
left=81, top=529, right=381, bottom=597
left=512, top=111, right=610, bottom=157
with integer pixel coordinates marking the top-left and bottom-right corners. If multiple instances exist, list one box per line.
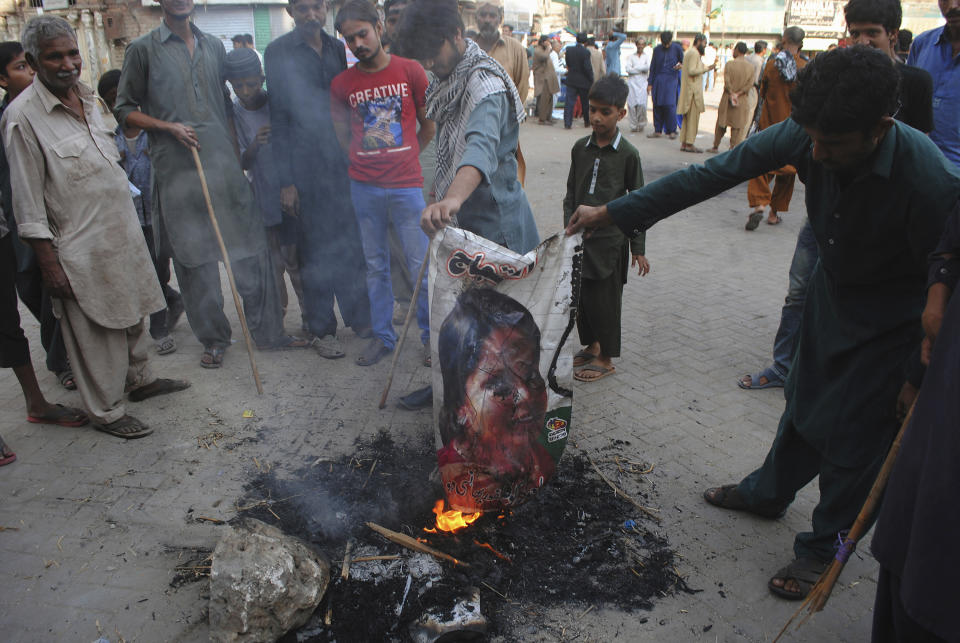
left=57, top=369, right=77, bottom=391
left=768, top=557, right=829, bottom=600
left=703, top=484, right=785, bottom=518
left=200, top=347, right=225, bottom=369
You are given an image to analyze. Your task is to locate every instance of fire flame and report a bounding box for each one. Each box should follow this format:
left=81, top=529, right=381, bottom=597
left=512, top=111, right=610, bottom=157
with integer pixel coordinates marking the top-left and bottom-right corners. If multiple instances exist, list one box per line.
left=423, top=499, right=481, bottom=533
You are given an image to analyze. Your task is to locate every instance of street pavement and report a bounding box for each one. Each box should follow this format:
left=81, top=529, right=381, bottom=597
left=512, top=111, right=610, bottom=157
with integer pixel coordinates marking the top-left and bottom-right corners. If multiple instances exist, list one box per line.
left=0, top=89, right=879, bottom=642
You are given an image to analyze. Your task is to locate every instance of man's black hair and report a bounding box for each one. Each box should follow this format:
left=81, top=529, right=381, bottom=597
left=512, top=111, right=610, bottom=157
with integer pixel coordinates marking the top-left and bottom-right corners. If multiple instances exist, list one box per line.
left=231, top=34, right=245, bottom=44
left=244, top=34, right=254, bottom=45
left=897, top=29, right=913, bottom=52
left=589, top=73, right=628, bottom=109
left=503, top=23, right=514, bottom=32
left=587, top=37, right=597, bottom=47
left=538, top=34, right=550, bottom=45
left=734, top=41, right=748, bottom=55
left=576, top=31, right=588, bottom=44
left=335, top=0, right=380, bottom=33
left=843, top=0, right=902, bottom=34
left=790, top=45, right=899, bottom=135
left=97, top=69, right=121, bottom=99
left=395, top=0, right=463, bottom=60
left=754, top=40, right=767, bottom=53
left=693, top=33, right=706, bottom=46
left=0, top=41, right=24, bottom=76
left=384, top=0, right=407, bottom=14
left=660, top=30, right=673, bottom=46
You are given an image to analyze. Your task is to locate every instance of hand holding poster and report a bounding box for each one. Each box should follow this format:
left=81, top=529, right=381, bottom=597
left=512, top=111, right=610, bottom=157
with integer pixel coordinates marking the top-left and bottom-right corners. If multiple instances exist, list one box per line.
left=429, top=227, right=583, bottom=513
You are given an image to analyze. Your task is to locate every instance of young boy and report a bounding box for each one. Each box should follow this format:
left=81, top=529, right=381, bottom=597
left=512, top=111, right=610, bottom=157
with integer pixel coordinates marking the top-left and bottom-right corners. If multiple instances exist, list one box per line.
left=223, top=48, right=308, bottom=332
left=98, top=69, right=183, bottom=355
left=329, top=0, right=434, bottom=367
left=562, top=74, right=649, bottom=382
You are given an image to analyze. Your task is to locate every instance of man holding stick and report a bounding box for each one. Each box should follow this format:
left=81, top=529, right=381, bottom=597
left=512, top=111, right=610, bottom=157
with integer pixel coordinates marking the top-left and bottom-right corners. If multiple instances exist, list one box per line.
left=392, top=0, right=540, bottom=409
left=566, top=46, right=960, bottom=600
left=115, top=0, right=307, bottom=370
left=3, top=16, right=189, bottom=438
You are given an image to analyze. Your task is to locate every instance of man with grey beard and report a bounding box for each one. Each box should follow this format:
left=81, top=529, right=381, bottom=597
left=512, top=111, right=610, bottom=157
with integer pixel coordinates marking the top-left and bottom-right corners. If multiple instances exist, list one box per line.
left=3, top=16, right=189, bottom=438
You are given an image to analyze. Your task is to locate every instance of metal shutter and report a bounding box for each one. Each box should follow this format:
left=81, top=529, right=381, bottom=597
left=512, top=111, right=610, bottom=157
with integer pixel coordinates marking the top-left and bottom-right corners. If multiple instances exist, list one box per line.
left=191, top=7, right=256, bottom=50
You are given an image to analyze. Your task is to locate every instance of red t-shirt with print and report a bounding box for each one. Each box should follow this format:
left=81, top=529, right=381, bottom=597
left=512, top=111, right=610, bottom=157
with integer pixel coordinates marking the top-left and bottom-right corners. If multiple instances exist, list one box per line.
left=330, top=55, right=428, bottom=188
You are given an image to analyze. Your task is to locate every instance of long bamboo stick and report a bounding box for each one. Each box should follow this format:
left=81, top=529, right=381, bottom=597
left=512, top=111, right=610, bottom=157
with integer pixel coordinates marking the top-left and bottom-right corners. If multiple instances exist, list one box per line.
left=191, top=148, right=263, bottom=394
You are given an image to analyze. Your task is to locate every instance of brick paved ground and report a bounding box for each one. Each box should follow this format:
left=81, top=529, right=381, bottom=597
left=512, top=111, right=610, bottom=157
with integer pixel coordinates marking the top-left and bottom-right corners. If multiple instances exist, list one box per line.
left=0, top=91, right=879, bottom=642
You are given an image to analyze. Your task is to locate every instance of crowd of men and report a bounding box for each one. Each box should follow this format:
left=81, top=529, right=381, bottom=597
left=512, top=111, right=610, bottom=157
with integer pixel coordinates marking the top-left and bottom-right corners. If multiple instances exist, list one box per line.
left=0, top=0, right=958, bottom=640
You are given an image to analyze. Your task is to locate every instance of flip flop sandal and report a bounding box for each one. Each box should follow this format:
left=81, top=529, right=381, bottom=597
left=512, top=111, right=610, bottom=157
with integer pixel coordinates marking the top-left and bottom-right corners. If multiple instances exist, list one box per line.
left=200, top=347, right=225, bottom=369
left=681, top=146, right=704, bottom=153
left=155, top=335, right=177, bottom=355
left=57, top=369, right=77, bottom=391
left=737, top=369, right=785, bottom=390
left=311, top=335, right=345, bottom=359
left=745, top=211, right=763, bottom=231
left=766, top=215, right=782, bottom=225
left=573, top=350, right=597, bottom=367
left=0, top=436, right=16, bottom=466
left=574, top=364, right=615, bottom=382
left=128, top=378, right=191, bottom=402
left=26, top=403, right=89, bottom=427
left=768, top=557, right=829, bottom=601
left=93, top=416, right=153, bottom=440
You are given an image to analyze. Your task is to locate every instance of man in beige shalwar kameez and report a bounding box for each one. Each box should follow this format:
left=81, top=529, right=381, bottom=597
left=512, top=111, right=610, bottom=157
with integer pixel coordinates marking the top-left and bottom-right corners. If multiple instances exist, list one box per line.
left=2, top=16, right=188, bottom=439
left=677, top=33, right=712, bottom=153
left=709, top=42, right=757, bottom=152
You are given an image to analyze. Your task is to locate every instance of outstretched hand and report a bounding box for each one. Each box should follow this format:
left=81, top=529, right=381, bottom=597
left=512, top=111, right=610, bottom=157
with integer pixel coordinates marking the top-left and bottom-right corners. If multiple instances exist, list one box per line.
left=566, top=204, right=613, bottom=236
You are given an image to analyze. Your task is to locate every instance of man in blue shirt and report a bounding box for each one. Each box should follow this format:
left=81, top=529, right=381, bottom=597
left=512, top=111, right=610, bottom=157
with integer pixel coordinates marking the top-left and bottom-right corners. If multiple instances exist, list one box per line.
left=604, top=31, right=626, bottom=76
left=647, top=31, right=684, bottom=138
left=907, top=0, right=960, bottom=166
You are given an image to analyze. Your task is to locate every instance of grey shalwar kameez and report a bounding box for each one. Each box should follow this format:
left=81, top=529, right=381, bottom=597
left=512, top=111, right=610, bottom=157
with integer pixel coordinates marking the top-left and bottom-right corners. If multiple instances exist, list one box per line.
left=114, top=22, right=283, bottom=350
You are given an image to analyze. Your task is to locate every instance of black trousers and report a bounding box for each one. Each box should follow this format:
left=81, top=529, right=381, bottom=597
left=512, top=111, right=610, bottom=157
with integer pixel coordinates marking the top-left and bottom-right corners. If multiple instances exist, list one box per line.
left=737, top=412, right=891, bottom=562
left=141, top=225, right=180, bottom=340
left=0, top=233, right=30, bottom=368
left=8, top=232, right=68, bottom=373
left=564, top=84, right=591, bottom=129
left=577, top=254, right=626, bottom=358
left=173, top=248, right=284, bottom=350
left=872, top=568, right=949, bottom=643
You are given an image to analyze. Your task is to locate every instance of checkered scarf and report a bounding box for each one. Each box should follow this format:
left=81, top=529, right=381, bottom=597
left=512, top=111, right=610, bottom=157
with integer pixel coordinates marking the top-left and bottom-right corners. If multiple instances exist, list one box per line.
left=426, top=39, right=526, bottom=199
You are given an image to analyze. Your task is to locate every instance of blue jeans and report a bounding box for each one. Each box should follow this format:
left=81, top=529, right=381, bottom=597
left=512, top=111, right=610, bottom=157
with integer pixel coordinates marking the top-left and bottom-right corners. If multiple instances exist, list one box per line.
left=350, top=181, right=429, bottom=349
left=771, top=219, right=819, bottom=380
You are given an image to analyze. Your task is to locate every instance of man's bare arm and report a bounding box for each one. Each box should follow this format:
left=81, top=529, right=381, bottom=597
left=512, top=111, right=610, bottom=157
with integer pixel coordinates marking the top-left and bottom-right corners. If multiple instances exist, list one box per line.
left=28, top=239, right=73, bottom=300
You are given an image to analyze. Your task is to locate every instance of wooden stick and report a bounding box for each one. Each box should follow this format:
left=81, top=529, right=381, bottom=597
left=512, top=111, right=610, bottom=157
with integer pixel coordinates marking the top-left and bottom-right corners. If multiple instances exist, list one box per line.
left=585, top=454, right=660, bottom=523
left=366, top=521, right=469, bottom=567
left=351, top=555, right=402, bottom=563
left=340, top=540, right=353, bottom=580
left=773, top=401, right=916, bottom=642
left=190, top=147, right=263, bottom=395
left=378, top=243, right=432, bottom=409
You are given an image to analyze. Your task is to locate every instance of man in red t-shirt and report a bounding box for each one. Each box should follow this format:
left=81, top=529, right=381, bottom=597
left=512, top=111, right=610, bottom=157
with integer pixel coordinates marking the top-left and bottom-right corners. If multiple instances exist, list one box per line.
left=331, top=0, right=436, bottom=367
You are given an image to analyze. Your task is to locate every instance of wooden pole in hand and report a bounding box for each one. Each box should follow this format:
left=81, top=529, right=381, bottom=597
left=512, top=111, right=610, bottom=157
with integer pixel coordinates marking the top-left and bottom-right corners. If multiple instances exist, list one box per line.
left=190, top=147, right=264, bottom=395
left=378, top=243, right=431, bottom=409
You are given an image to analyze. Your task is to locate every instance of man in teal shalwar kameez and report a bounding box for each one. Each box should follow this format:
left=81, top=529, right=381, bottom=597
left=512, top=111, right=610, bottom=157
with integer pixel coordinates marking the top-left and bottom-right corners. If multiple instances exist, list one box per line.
left=566, top=46, right=960, bottom=600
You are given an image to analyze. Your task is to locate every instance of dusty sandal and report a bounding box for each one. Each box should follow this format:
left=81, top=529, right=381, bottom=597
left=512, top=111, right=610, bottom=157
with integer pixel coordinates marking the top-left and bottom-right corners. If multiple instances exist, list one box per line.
left=573, top=350, right=597, bottom=368
left=57, top=369, right=77, bottom=391
left=200, top=347, right=225, bottom=369
left=128, top=378, right=191, bottom=402
left=768, top=557, right=828, bottom=601
left=93, top=416, right=153, bottom=440
left=574, top=364, right=615, bottom=382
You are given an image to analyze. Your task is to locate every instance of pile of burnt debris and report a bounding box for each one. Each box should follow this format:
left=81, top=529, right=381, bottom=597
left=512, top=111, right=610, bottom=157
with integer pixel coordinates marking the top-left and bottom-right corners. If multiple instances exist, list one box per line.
left=225, top=432, right=695, bottom=641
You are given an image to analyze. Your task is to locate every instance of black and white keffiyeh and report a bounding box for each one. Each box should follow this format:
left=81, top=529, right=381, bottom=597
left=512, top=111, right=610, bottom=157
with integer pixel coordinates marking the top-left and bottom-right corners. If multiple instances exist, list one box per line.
left=425, top=39, right=526, bottom=199
left=773, top=49, right=798, bottom=83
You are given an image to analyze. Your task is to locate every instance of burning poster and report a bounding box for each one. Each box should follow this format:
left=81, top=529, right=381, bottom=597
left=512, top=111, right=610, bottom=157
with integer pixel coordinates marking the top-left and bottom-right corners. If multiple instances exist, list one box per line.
left=429, top=227, right=583, bottom=513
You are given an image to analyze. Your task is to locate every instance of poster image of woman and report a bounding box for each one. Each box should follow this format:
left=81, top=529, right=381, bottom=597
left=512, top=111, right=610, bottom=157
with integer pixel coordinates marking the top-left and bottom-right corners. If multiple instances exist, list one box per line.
left=436, top=288, right=557, bottom=512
